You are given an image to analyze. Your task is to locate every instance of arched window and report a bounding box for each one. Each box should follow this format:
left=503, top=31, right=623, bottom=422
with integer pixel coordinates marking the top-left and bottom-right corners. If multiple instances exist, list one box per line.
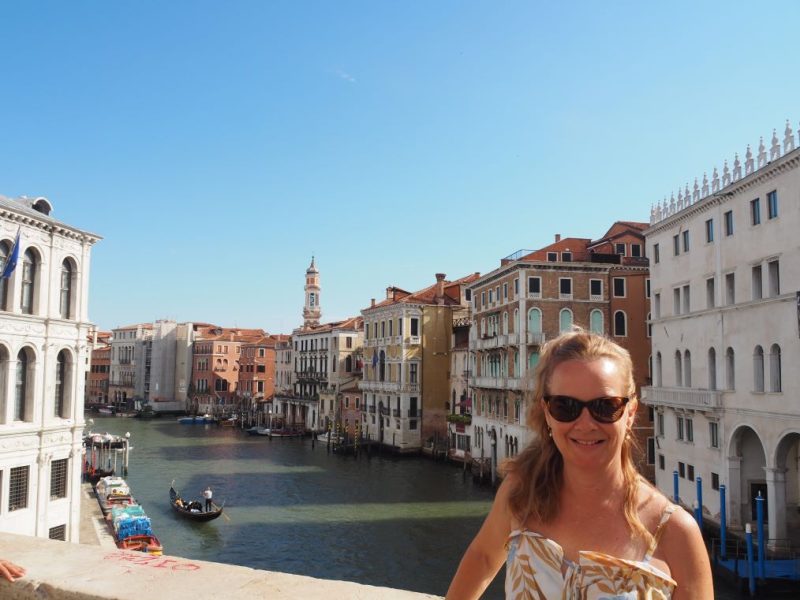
left=502, top=312, right=509, bottom=335
left=683, top=350, right=692, bottom=387
left=0, top=240, right=10, bottom=311
left=655, top=352, right=662, bottom=387
left=708, top=348, right=717, bottom=390
left=514, top=308, right=519, bottom=333
left=20, top=249, right=37, bottom=315
left=753, top=346, right=764, bottom=392
left=514, top=350, right=519, bottom=376
left=726, top=347, right=735, bottom=390
left=559, top=309, right=573, bottom=333
left=59, top=259, right=74, bottom=319
left=480, top=319, right=486, bottom=337
left=613, top=311, right=627, bottom=337
left=674, top=351, right=682, bottom=387
left=15, top=348, right=33, bottom=421
left=55, top=350, right=67, bottom=417
left=379, top=351, right=386, bottom=382
left=527, top=308, right=542, bottom=333
left=528, top=351, right=540, bottom=371
left=589, top=309, right=603, bottom=334
left=769, top=344, right=781, bottom=392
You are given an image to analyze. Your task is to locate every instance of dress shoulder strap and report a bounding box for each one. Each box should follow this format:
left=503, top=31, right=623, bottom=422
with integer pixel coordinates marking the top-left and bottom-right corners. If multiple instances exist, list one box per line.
left=643, top=504, right=677, bottom=562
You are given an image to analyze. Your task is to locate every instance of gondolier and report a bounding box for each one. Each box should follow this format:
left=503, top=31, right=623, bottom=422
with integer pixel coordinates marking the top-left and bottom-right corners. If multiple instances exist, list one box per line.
left=203, top=486, right=213, bottom=512
left=170, top=483, right=224, bottom=521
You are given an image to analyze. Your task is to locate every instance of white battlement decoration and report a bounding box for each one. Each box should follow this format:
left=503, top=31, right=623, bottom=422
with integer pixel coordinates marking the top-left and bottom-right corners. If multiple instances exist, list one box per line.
left=650, top=120, right=798, bottom=224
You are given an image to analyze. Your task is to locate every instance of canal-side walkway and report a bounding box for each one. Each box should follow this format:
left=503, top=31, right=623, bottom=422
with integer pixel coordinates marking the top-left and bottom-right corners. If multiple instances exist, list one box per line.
left=0, top=531, right=441, bottom=600
left=79, top=482, right=117, bottom=548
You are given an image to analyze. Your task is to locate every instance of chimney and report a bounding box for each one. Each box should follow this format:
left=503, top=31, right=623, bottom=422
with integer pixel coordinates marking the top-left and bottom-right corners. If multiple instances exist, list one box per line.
left=435, top=273, right=446, bottom=300
left=386, top=287, right=393, bottom=300
left=371, top=298, right=376, bottom=307
left=555, top=234, right=561, bottom=243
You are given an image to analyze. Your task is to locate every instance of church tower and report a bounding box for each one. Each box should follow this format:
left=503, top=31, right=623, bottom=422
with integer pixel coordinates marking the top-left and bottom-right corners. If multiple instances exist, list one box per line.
left=302, top=256, right=321, bottom=328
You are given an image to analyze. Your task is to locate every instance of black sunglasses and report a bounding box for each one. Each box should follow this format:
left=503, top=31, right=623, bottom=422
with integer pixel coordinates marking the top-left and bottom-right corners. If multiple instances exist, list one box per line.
left=543, top=395, right=629, bottom=423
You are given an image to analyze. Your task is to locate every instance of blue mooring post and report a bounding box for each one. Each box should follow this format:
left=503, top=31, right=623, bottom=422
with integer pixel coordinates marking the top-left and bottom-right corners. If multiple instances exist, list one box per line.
left=756, top=493, right=765, bottom=580
left=696, top=476, right=703, bottom=531
left=745, top=523, right=756, bottom=597
left=673, top=470, right=679, bottom=503
left=720, top=484, right=727, bottom=560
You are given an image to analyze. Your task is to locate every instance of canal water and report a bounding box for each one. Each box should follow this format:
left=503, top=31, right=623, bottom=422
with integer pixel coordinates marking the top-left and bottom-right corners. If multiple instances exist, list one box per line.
left=96, top=417, right=747, bottom=598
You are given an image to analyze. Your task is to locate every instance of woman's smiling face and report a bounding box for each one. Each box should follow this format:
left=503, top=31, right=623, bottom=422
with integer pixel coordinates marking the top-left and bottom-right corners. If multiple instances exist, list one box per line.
left=543, top=357, right=636, bottom=471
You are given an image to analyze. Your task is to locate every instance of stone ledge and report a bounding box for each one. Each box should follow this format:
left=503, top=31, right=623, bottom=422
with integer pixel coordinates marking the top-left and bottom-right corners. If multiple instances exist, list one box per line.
left=0, top=532, right=441, bottom=600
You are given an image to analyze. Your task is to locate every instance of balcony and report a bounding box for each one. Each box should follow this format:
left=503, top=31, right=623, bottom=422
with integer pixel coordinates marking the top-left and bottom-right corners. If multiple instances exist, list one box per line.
left=406, top=335, right=421, bottom=345
left=446, top=413, right=472, bottom=425
left=641, top=386, right=723, bottom=411
left=589, top=294, right=603, bottom=301
left=401, top=382, right=419, bottom=393
left=526, top=332, right=546, bottom=346
left=506, top=332, right=519, bottom=345
left=472, top=376, right=507, bottom=389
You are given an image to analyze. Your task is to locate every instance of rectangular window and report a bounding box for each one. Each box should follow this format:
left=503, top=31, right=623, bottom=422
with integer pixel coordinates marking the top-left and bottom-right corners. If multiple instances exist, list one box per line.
left=481, top=291, right=486, bottom=307
left=590, top=279, right=602, bottom=299
left=495, top=286, right=500, bottom=303
left=712, top=472, right=720, bottom=490
left=710, top=422, right=719, bottom=449
left=706, top=277, right=715, bottom=308
left=673, top=234, right=680, bottom=256
left=724, top=210, right=734, bottom=236
left=409, top=363, right=418, bottom=383
left=503, top=283, right=508, bottom=300
left=613, top=278, right=626, bottom=298
left=528, top=277, right=541, bottom=297
left=767, top=190, right=778, bottom=219
left=410, top=318, right=419, bottom=337
left=659, top=454, right=665, bottom=470
left=657, top=412, right=664, bottom=436
left=705, top=219, right=714, bottom=243
left=559, top=278, right=572, bottom=299
left=615, top=243, right=626, bottom=255
left=654, top=293, right=661, bottom=318
left=49, top=525, right=66, bottom=541
left=751, top=198, right=761, bottom=225
left=682, top=284, right=690, bottom=313
left=687, top=464, right=695, bottom=481
left=752, top=265, right=763, bottom=300
left=682, top=230, right=690, bottom=252
left=465, top=288, right=472, bottom=302
left=9, top=466, right=29, bottom=511
left=630, top=244, right=642, bottom=257
left=647, top=438, right=655, bottom=465
left=725, top=273, right=735, bottom=305
left=50, top=458, right=68, bottom=500
left=686, top=418, right=694, bottom=442
left=673, top=288, right=681, bottom=315
left=488, top=290, right=493, bottom=304
left=768, top=260, right=780, bottom=297
left=547, top=252, right=558, bottom=262
left=561, top=252, right=572, bottom=262
left=346, top=337, right=353, bottom=349
left=678, top=462, right=686, bottom=478
left=388, top=320, right=393, bottom=336
left=653, top=243, right=660, bottom=263
left=677, top=416, right=684, bottom=440
left=645, top=279, right=651, bottom=299
left=514, top=278, right=519, bottom=295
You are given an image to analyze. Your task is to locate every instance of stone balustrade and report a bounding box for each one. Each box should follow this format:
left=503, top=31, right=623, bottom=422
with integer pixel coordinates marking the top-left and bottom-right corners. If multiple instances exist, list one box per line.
left=0, top=532, right=440, bottom=600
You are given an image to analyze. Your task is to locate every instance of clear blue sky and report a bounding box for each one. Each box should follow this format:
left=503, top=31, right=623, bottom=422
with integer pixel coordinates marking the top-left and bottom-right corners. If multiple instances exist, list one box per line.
left=2, top=1, right=798, bottom=334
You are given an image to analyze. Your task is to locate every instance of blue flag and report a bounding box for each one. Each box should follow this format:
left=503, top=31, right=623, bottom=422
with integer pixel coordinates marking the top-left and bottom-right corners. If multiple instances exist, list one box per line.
left=1, top=229, right=20, bottom=279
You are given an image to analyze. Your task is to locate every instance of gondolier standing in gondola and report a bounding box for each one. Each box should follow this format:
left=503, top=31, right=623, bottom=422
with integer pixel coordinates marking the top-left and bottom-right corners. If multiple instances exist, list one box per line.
left=203, top=486, right=213, bottom=512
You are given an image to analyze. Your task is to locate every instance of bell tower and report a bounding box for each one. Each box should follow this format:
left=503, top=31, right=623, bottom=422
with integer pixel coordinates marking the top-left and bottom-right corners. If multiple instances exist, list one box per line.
left=302, top=256, right=321, bottom=328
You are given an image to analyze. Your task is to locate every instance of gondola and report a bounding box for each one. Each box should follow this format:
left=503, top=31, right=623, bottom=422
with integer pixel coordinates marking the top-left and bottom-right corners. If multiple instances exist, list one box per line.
left=169, top=485, right=224, bottom=522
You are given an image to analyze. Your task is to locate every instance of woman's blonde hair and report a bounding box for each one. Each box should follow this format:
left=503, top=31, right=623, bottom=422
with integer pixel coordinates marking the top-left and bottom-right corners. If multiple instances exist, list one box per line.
left=503, top=329, right=652, bottom=545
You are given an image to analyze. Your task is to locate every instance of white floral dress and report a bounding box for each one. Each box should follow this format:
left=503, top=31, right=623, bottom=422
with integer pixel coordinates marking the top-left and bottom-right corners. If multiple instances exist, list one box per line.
left=505, top=505, right=677, bottom=599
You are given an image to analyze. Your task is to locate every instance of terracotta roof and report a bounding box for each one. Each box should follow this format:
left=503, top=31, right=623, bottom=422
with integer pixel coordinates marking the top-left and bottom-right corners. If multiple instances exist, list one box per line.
left=113, top=323, right=154, bottom=331
left=196, top=327, right=267, bottom=343
left=294, top=316, right=363, bottom=335
left=364, top=273, right=478, bottom=311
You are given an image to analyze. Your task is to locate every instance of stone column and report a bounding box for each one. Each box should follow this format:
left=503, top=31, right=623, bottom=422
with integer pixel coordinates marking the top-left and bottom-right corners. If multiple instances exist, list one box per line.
left=765, top=467, right=788, bottom=547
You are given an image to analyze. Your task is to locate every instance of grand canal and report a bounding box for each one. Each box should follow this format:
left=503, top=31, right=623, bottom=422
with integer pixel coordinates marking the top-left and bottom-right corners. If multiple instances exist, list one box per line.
left=98, top=417, right=746, bottom=599
left=97, top=417, right=504, bottom=598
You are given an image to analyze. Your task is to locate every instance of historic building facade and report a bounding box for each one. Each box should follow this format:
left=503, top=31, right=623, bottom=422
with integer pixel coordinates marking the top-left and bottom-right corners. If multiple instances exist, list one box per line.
left=644, top=123, right=800, bottom=544
left=360, top=273, right=478, bottom=452
left=0, top=195, right=100, bottom=541
left=468, top=223, right=653, bottom=481
left=109, top=323, right=151, bottom=412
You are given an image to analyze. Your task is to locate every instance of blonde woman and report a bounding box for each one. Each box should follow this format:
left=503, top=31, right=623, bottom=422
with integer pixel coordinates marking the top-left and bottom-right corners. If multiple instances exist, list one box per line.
left=446, top=331, right=712, bottom=599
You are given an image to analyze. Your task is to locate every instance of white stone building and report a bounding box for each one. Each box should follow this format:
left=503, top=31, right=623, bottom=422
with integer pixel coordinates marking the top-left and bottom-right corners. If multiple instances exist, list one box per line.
left=0, top=195, right=100, bottom=541
left=643, top=122, right=800, bottom=545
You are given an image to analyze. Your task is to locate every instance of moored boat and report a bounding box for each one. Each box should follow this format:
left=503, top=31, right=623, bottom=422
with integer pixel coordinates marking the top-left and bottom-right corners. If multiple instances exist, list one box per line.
left=246, top=426, right=270, bottom=436
left=177, top=413, right=217, bottom=424
left=169, top=485, right=224, bottom=522
left=117, top=534, right=163, bottom=555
